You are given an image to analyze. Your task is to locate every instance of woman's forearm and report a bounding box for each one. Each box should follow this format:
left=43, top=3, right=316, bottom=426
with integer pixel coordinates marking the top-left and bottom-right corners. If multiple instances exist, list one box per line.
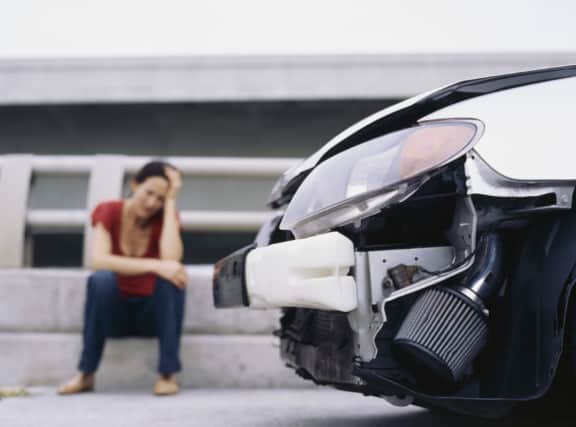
left=160, top=198, right=184, bottom=261
left=90, top=253, right=159, bottom=276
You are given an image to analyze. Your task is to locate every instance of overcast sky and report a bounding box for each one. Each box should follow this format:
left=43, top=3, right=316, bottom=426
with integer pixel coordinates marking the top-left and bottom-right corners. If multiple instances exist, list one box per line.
left=0, top=0, right=575, bottom=58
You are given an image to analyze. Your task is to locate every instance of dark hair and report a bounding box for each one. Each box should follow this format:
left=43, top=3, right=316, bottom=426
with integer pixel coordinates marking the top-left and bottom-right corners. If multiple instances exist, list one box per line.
left=133, top=160, right=175, bottom=184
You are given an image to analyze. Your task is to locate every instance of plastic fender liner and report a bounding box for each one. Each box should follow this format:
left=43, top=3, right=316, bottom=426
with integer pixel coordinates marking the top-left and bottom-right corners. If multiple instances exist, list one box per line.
left=490, top=212, right=576, bottom=399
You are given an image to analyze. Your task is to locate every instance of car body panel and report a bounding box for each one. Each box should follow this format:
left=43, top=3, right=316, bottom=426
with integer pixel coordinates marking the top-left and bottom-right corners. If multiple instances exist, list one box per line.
left=423, top=76, right=576, bottom=181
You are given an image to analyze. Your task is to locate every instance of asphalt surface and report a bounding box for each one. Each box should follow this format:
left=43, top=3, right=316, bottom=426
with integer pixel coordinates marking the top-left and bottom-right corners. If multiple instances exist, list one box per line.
left=0, top=387, right=573, bottom=427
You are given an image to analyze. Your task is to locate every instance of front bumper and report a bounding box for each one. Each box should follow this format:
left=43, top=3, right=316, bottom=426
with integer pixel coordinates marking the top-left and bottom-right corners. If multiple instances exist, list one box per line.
left=213, top=244, right=255, bottom=308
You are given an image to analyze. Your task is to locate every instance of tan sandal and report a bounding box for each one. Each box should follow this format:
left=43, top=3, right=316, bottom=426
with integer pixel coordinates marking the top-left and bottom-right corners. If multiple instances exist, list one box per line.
left=57, top=374, right=95, bottom=395
left=153, top=375, right=179, bottom=396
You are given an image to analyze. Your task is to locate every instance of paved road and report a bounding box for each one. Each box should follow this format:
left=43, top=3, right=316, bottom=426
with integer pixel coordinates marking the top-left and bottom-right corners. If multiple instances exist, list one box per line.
left=0, top=388, right=572, bottom=427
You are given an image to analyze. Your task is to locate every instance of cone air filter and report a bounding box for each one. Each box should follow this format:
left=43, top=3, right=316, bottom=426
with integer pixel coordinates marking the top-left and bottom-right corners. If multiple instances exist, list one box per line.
left=392, top=286, right=489, bottom=384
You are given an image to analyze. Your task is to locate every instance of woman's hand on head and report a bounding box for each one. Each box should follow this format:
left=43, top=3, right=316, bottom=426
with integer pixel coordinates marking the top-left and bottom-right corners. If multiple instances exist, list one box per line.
left=164, top=166, right=183, bottom=200
left=154, top=259, right=188, bottom=289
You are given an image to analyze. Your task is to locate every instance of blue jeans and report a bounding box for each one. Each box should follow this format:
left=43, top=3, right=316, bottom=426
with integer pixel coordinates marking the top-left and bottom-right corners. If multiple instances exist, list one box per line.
left=78, top=270, right=186, bottom=375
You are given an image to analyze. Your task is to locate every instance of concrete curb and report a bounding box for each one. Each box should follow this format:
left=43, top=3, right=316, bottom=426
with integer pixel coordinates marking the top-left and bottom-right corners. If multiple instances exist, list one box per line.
left=0, top=267, right=281, bottom=334
left=0, top=333, right=311, bottom=389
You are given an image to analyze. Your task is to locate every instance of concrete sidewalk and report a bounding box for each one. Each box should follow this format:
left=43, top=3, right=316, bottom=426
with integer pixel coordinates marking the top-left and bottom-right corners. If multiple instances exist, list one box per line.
left=0, top=388, right=433, bottom=427
left=1, top=388, right=564, bottom=427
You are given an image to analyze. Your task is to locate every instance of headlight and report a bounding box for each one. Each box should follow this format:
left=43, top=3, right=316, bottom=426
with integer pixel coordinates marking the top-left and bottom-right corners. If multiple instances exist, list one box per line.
left=280, top=119, right=483, bottom=237
left=267, top=168, right=291, bottom=207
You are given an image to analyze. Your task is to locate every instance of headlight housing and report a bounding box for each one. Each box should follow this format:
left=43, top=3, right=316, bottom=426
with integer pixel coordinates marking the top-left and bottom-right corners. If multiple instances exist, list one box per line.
left=280, top=119, right=483, bottom=237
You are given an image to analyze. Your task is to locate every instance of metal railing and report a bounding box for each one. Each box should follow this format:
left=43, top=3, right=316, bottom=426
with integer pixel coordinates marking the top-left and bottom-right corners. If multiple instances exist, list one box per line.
left=0, top=155, right=300, bottom=176
left=0, top=154, right=300, bottom=268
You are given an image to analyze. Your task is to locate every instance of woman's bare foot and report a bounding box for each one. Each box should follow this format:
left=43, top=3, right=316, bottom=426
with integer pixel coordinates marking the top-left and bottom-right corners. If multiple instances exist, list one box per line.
left=57, top=373, right=95, bottom=395
left=153, top=374, right=179, bottom=396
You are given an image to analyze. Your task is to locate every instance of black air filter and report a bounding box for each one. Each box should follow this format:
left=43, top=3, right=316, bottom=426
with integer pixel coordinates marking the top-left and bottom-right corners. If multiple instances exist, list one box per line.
left=393, top=287, right=488, bottom=385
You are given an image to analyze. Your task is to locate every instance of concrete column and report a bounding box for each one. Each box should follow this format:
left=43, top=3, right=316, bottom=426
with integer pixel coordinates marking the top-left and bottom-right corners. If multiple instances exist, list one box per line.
left=82, top=155, right=125, bottom=267
left=0, top=155, right=33, bottom=267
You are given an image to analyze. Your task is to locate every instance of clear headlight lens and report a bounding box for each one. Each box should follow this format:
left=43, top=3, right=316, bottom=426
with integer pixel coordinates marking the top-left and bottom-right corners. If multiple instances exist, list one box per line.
left=280, top=119, right=482, bottom=237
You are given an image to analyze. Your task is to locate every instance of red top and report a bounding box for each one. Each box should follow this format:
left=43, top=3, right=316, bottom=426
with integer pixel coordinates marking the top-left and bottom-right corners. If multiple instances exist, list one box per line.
left=91, top=200, right=164, bottom=297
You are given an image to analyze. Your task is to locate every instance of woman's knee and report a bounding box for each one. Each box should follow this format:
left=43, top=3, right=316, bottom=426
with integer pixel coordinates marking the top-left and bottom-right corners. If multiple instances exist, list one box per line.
left=155, top=277, right=186, bottom=299
left=87, top=270, right=118, bottom=298
left=154, top=278, right=185, bottom=326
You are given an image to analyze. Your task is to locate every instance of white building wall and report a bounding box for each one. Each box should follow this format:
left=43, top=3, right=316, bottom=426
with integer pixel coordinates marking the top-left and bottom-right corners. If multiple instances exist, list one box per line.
left=0, top=54, right=574, bottom=105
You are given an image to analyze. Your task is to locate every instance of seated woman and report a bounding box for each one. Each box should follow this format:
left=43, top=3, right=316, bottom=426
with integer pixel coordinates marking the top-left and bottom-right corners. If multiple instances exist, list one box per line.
left=58, top=161, right=187, bottom=396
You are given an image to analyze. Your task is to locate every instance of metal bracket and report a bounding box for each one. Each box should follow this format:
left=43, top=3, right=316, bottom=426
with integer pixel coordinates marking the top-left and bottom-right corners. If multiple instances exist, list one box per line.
left=349, top=197, right=478, bottom=362
left=465, top=150, right=575, bottom=209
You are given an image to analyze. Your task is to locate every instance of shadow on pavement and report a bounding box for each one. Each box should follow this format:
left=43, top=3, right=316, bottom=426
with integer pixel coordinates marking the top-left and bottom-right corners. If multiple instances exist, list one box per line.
left=290, top=410, right=576, bottom=427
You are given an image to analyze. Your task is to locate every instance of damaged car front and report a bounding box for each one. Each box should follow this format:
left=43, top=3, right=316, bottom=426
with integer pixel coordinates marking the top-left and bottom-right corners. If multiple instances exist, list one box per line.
left=213, top=65, right=576, bottom=419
